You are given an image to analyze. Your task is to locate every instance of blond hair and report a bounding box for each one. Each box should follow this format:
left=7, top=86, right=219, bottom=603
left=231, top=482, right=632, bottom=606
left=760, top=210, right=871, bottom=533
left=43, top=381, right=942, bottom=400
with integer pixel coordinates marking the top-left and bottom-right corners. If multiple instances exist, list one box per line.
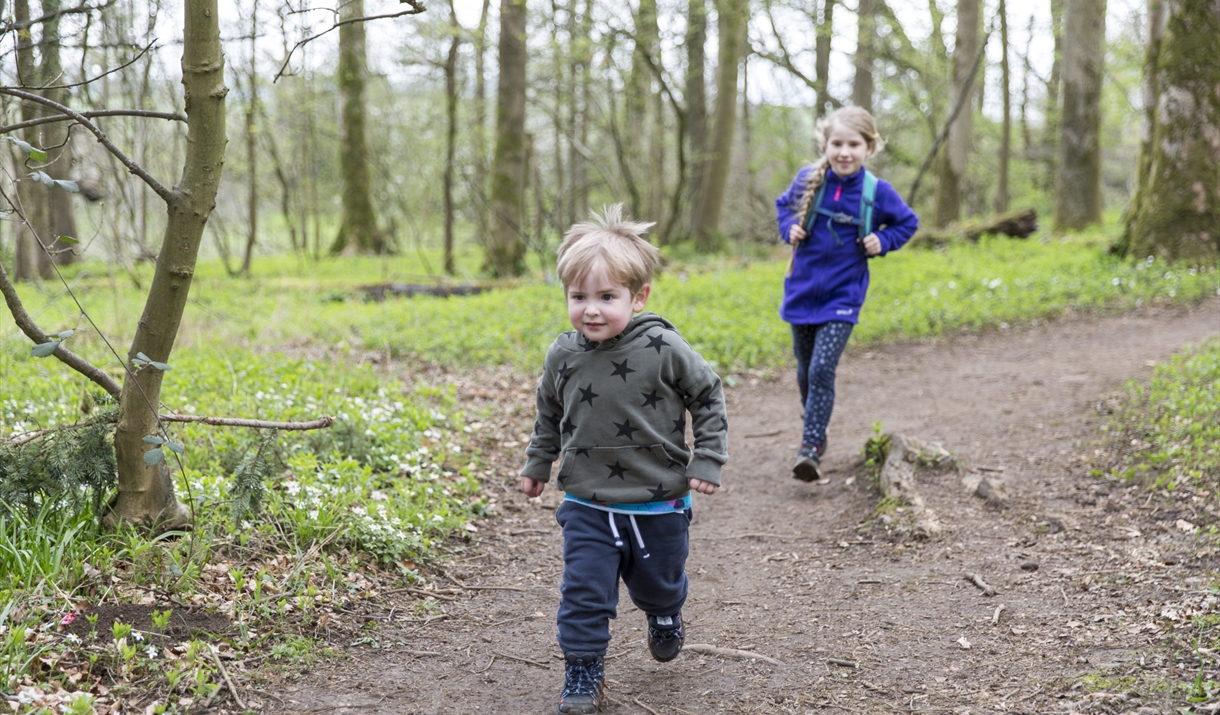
left=556, top=204, right=660, bottom=294
left=791, top=106, right=887, bottom=232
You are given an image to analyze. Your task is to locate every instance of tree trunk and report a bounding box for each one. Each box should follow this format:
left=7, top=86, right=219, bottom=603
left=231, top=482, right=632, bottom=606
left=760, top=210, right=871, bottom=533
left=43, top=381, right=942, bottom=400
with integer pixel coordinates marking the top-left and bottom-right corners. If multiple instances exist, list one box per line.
left=109, top=0, right=227, bottom=529
left=1044, top=0, right=1064, bottom=185
left=1122, top=0, right=1219, bottom=262
left=487, top=0, right=528, bottom=276
left=473, top=0, right=492, bottom=243
left=39, top=0, right=78, bottom=268
left=933, top=0, right=980, bottom=227
left=691, top=0, right=746, bottom=248
left=852, top=0, right=875, bottom=112
left=12, top=0, right=51, bottom=281
left=443, top=0, right=460, bottom=276
left=330, top=0, right=384, bottom=254
left=1054, top=0, right=1106, bottom=231
left=628, top=0, right=659, bottom=219
left=814, top=0, right=836, bottom=118
left=684, top=0, right=708, bottom=237
left=995, top=0, right=1011, bottom=213
left=241, top=0, right=259, bottom=274
left=566, top=0, right=589, bottom=227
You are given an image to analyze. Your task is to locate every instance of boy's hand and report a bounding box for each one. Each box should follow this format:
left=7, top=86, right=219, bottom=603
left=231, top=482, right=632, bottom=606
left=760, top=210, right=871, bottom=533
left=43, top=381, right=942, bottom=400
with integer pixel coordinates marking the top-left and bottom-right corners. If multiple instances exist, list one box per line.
left=688, top=478, right=719, bottom=495
left=520, top=477, right=545, bottom=498
left=861, top=232, right=882, bottom=256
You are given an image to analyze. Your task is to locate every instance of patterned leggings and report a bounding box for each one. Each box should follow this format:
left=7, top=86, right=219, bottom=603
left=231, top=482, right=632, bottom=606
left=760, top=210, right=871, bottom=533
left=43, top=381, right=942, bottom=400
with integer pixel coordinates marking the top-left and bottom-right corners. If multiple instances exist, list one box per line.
left=791, top=322, right=854, bottom=448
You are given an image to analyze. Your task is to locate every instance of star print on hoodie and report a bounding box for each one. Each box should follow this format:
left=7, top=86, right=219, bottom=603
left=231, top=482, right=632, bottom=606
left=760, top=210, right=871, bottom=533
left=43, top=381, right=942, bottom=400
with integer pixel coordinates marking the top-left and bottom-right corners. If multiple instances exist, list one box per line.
left=521, top=312, right=728, bottom=504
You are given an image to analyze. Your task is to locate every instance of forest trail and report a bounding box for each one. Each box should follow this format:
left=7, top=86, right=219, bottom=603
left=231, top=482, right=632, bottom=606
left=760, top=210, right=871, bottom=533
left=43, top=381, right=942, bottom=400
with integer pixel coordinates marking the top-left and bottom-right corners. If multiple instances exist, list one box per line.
left=262, top=300, right=1219, bottom=715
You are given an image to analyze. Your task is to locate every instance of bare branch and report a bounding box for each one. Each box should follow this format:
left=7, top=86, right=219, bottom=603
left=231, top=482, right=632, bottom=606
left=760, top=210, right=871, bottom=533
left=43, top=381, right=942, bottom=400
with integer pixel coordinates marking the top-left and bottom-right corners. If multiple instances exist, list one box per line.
left=0, top=108, right=186, bottom=135
left=158, top=414, right=335, bottom=430
left=273, top=2, right=427, bottom=82
left=0, top=87, right=173, bottom=202
left=36, top=40, right=157, bottom=91
left=0, top=259, right=122, bottom=398
left=0, top=0, right=113, bottom=32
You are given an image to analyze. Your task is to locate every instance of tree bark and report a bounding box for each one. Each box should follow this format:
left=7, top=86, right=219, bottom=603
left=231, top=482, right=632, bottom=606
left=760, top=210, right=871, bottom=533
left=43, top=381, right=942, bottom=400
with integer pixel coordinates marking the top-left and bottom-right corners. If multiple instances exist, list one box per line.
left=330, top=0, right=384, bottom=254
left=1122, top=0, right=1219, bottom=262
left=12, top=0, right=51, bottom=281
left=443, top=0, right=460, bottom=276
left=1044, top=0, right=1064, bottom=184
left=933, top=0, right=980, bottom=227
left=684, top=0, right=708, bottom=238
left=629, top=0, right=659, bottom=219
left=241, top=0, right=259, bottom=274
left=109, top=0, right=227, bottom=529
left=487, top=0, right=528, bottom=276
left=814, top=0, right=836, bottom=118
left=1054, top=0, right=1106, bottom=231
left=691, top=0, right=746, bottom=248
left=39, top=0, right=78, bottom=268
left=852, top=0, right=876, bottom=112
left=473, top=0, right=492, bottom=242
left=995, top=0, right=1011, bottom=213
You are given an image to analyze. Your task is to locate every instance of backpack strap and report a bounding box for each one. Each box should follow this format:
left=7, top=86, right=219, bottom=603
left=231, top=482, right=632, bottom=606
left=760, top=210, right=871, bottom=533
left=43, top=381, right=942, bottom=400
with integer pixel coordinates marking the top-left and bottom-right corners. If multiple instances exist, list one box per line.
left=801, top=180, right=829, bottom=235
left=859, top=170, right=878, bottom=241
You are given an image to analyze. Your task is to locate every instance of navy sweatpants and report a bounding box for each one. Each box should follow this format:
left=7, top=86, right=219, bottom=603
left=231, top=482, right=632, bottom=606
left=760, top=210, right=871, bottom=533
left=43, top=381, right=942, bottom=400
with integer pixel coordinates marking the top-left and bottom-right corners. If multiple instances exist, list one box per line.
left=792, top=321, right=854, bottom=448
left=555, top=500, right=691, bottom=655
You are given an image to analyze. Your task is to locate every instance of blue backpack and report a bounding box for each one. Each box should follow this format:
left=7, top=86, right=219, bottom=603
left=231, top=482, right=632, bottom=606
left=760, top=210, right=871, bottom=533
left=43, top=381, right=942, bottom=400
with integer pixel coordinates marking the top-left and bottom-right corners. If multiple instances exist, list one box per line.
left=802, top=169, right=878, bottom=247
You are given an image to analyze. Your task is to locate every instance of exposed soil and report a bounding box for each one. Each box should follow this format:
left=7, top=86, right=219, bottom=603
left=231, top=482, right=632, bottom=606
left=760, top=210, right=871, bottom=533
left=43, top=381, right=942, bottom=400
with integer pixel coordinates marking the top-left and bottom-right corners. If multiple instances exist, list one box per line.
left=66, top=603, right=233, bottom=646
left=249, top=301, right=1219, bottom=715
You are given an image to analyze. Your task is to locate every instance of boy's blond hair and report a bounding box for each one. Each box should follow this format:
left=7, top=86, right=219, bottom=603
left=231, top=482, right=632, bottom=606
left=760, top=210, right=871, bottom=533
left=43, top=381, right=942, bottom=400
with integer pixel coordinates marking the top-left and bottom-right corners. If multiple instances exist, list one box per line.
left=556, top=204, right=660, bottom=294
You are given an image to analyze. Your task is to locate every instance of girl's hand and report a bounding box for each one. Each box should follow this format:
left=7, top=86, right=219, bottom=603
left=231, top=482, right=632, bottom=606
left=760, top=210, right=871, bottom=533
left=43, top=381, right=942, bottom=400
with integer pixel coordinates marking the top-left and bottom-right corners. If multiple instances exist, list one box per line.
left=520, top=477, right=545, bottom=498
left=787, top=224, right=807, bottom=244
left=862, top=232, right=882, bottom=256
left=688, top=478, right=719, bottom=495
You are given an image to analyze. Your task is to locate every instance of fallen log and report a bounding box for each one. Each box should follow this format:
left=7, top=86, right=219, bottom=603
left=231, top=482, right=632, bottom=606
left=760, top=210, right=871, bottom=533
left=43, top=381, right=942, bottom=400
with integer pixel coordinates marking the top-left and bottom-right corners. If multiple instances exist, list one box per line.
left=910, top=208, right=1038, bottom=248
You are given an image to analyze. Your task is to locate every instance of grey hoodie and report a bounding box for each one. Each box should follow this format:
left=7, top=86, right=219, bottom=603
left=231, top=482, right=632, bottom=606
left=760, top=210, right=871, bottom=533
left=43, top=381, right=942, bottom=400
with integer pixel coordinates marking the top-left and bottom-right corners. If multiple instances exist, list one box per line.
left=521, top=313, right=728, bottom=504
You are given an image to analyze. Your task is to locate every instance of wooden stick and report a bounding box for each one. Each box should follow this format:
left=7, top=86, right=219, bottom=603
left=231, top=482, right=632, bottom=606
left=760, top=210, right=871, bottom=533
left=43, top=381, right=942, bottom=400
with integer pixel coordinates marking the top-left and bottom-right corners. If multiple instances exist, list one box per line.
left=827, top=658, right=859, bottom=668
left=683, top=643, right=783, bottom=665
left=965, top=573, right=997, bottom=596
left=633, top=696, right=662, bottom=715
left=209, top=647, right=246, bottom=710
left=495, top=651, right=550, bottom=668
left=991, top=603, right=1007, bottom=625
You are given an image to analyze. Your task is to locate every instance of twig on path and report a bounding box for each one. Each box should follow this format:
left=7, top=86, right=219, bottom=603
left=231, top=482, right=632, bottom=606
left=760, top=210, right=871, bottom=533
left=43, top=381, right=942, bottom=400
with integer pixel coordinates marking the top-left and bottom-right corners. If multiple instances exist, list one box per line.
left=495, top=651, right=551, bottom=668
left=440, top=567, right=535, bottom=592
left=744, top=430, right=782, bottom=438
left=827, top=657, right=858, bottom=668
left=383, top=586, right=459, bottom=602
left=976, top=465, right=1006, bottom=473
left=209, top=646, right=246, bottom=710
left=473, top=655, right=495, bottom=673
left=695, top=532, right=783, bottom=541
left=633, top=696, right=662, bottom=715
left=991, top=603, right=1007, bottom=625
left=401, top=650, right=443, bottom=658
left=965, top=573, right=997, bottom=596
left=684, top=643, right=784, bottom=665
left=509, top=528, right=554, bottom=536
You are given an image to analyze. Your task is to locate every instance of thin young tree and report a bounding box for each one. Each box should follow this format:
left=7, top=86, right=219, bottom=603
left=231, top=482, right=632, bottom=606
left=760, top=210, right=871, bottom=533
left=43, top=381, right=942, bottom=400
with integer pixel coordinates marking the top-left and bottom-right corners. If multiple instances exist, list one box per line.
left=995, top=0, right=1011, bottom=213
left=684, top=0, right=708, bottom=237
left=1053, top=0, right=1106, bottom=231
left=852, top=0, right=876, bottom=113
left=814, top=0, right=837, bottom=118
left=1122, top=0, right=1219, bottom=261
left=442, top=0, right=461, bottom=275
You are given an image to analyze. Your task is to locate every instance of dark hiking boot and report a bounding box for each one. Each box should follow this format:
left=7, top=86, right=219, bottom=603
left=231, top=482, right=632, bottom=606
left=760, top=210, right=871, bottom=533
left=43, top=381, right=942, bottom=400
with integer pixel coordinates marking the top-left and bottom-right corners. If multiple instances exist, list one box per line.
left=557, top=652, right=604, bottom=714
left=792, top=443, right=823, bottom=482
left=647, top=613, right=684, bottom=662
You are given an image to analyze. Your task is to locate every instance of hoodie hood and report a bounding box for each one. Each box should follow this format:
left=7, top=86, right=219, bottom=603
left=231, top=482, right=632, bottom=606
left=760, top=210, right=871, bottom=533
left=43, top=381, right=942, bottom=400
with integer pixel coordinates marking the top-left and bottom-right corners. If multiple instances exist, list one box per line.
left=562, top=312, right=676, bottom=352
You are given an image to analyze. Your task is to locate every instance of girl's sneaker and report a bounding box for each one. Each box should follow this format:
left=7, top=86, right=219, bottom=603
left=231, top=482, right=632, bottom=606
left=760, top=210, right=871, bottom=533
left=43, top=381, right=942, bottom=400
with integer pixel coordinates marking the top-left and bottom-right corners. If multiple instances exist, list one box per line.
left=647, top=613, right=684, bottom=662
left=557, top=653, right=604, bottom=714
left=792, top=443, right=823, bottom=482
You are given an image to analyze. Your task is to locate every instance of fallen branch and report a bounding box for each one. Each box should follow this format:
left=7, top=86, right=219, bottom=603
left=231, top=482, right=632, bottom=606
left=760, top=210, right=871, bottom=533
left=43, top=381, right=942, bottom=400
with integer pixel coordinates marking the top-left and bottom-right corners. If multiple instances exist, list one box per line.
left=381, top=586, right=458, bottom=603
left=683, top=644, right=784, bottom=666
left=494, top=651, right=550, bottom=668
left=965, top=573, right=998, bottom=596
left=991, top=603, right=1007, bottom=624
left=633, top=696, right=662, bottom=715
left=7, top=414, right=335, bottom=446
left=209, top=647, right=246, bottom=710
left=827, top=658, right=859, bottom=668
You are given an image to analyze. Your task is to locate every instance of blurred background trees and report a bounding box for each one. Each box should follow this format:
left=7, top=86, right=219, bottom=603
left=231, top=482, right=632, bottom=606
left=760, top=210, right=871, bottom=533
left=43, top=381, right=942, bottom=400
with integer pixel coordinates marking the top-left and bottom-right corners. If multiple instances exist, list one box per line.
left=1, top=0, right=1215, bottom=285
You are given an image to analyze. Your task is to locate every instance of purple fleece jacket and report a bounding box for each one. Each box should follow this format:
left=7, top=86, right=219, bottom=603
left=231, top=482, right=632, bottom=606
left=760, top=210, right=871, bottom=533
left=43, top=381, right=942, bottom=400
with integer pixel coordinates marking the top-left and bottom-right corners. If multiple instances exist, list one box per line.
left=775, top=166, right=919, bottom=325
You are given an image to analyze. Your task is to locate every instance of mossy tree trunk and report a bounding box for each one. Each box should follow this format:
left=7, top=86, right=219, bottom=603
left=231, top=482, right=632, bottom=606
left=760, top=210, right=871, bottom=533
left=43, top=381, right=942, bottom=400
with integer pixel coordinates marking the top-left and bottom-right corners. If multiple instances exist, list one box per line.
left=329, top=0, right=384, bottom=255
left=691, top=0, right=746, bottom=249
left=12, top=0, right=52, bottom=281
left=1053, top=0, right=1107, bottom=231
left=1123, top=0, right=1220, bottom=262
left=933, top=0, right=979, bottom=227
left=109, top=0, right=227, bottom=529
left=683, top=0, right=708, bottom=238
left=852, top=0, right=875, bottom=113
left=487, top=0, right=527, bottom=276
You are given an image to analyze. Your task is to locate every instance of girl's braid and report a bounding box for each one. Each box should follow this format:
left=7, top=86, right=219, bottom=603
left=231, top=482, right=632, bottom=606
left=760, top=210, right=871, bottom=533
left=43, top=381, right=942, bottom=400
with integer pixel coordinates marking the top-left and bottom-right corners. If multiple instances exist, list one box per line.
left=792, top=156, right=831, bottom=238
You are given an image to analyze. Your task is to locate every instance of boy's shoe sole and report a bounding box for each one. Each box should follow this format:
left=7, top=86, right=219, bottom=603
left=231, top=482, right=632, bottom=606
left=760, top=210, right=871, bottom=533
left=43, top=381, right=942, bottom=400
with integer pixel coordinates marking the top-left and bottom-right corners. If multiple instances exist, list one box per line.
left=647, top=614, right=684, bottom=662
left=792, top=456, right=822, bottom=482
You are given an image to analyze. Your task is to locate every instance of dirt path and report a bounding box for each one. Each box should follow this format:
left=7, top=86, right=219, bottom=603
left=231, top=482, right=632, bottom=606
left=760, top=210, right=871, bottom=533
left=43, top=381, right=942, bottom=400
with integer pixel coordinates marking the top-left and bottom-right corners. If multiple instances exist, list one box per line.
left=261, top=301, right=1219, bottom=715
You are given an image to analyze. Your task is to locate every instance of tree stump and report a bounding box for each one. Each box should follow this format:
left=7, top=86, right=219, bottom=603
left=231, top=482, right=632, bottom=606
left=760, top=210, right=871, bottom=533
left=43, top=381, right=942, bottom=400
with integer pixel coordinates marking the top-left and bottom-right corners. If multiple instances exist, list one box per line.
left=877, top=433, right=950, bottom=537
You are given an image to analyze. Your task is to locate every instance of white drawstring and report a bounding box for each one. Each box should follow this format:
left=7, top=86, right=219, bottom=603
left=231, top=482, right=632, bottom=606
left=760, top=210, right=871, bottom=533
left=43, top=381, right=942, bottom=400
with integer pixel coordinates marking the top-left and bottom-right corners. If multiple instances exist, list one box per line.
left=608, top=512, right=623, bottom=548
left=607, top=513, right=651, bottom=559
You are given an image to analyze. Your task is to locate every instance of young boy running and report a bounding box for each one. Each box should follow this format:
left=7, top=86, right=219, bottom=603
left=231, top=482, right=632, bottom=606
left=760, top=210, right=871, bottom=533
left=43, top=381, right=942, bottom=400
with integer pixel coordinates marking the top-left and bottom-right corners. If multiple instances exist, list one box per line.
left=520, top=205, right=729, bottom=714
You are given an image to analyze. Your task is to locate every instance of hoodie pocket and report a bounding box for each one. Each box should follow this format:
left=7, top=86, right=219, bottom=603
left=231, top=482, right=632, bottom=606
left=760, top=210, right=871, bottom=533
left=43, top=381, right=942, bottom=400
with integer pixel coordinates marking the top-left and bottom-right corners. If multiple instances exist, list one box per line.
left=557, top=444, right=686, bottom=485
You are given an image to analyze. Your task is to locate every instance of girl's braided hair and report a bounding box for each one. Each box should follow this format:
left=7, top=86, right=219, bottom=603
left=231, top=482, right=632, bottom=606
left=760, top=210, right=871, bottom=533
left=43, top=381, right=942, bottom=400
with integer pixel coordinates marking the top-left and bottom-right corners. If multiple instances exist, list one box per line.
left=791, top=107, right=887, bottom=235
